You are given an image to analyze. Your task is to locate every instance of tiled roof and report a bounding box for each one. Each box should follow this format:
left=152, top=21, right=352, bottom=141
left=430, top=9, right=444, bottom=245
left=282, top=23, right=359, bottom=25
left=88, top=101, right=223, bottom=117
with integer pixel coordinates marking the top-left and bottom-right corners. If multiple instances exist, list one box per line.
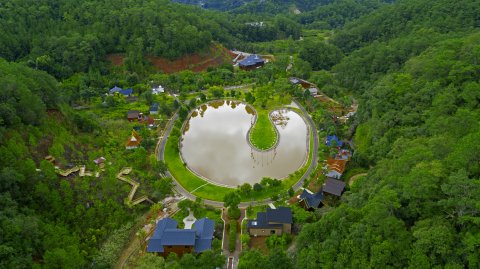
left=247, top=207, right=292, bottom=229
left=119, top=88, right=133, bottom=96
left=127, top=110, right=140, bottom=119
left=239, top=54, right=265, bottom=67
left=323, top=178, right=346, bottom=197
left=125, top=130, right=142, bottom=148
left=299, top=189, right=324, bottom=208
left=326, top=159, right=347, bottom=174
left=146, top=217, right=215, bottom=253
left=109, top=86, right=123, bottom=93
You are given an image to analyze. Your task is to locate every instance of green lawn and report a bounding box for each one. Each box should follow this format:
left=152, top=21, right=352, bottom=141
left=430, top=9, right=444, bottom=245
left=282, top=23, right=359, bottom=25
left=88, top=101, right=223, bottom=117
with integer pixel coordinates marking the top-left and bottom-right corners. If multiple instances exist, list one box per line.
left=249, top=109, right=278, bottom=150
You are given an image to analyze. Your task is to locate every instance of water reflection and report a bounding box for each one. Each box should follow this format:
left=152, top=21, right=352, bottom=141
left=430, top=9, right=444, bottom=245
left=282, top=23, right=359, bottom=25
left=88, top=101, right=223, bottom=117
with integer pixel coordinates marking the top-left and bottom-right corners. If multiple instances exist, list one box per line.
left=181, top=101, right=308, bottom=186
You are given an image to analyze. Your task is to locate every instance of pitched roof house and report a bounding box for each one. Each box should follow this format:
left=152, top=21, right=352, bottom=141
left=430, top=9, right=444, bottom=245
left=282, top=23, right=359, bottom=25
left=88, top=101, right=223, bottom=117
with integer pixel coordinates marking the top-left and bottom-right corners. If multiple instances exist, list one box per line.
left=325, top=158, right=348, bottom=179
left=127, top=110, right=141, bottom=121
left=125, top=130, right=142, bottom=149
left=323, top=178, right=346, bottom=197
left=247, top=207, right=292, bottom=236
left=150, top=103, right=159, bottom=115
left=308, top=87, right=319, bottom=96
left=152, top=85, right=164, bottom=95
left=147, top=217, right=215, bottom=256
left=239, top=54, right=265, bottom=70
left=119, top=88, right=133, bottom=96
left=109, top=86, right=123, bottom=94
left=298, top=189, right=324, bottom=210
left=325, top=135, right=344, bottom=147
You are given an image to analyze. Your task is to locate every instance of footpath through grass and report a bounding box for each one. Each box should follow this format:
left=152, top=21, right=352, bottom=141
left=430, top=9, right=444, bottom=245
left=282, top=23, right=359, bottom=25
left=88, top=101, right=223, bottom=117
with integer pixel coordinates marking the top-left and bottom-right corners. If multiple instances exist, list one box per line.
left=248, top=109, right=278, bottom=150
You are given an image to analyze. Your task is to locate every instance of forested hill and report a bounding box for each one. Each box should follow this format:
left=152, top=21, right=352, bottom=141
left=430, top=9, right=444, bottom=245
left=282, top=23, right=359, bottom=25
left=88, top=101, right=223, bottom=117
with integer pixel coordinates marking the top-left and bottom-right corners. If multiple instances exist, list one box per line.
left=172, top=0, right=395, bottom=29
left=291, top=0, right=480, bottom=267
left=0, top=0, right=239, bottom=78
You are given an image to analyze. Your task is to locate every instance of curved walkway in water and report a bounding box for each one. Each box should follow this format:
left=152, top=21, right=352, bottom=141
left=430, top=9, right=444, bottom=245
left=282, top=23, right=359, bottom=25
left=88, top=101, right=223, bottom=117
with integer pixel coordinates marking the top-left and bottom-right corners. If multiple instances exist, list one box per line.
left=157, top=99, right=319, bottom=207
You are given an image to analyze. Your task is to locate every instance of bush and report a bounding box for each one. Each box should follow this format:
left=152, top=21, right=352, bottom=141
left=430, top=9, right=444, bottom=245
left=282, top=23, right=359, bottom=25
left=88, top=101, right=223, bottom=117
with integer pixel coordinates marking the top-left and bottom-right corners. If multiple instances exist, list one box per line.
left=228, top=206, right=241, bottom=220
left=229, top=220, right=237, bottom=252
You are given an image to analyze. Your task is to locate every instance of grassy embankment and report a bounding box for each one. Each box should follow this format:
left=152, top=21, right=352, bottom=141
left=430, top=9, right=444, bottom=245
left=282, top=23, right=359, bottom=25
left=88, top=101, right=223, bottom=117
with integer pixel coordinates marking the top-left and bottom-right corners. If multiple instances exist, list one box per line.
left=164, top=114, right=315, bottom=202
left=248, top=109, right=278, bottom=150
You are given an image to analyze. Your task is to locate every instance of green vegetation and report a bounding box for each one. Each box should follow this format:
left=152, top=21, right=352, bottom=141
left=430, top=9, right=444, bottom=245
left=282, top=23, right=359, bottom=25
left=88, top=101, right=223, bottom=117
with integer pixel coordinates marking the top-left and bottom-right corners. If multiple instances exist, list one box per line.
left=229, top=220, right=237, bottom=252
left=165, top=108, right=315, bottom=202
left=2, top=0, right=480, bottom=267
left=248, top=110, right=278, bottom=150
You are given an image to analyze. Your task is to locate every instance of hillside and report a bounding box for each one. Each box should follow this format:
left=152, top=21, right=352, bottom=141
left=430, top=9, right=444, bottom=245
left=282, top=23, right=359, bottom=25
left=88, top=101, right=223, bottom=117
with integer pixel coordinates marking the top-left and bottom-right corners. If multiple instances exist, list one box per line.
left=1, top=0, right=480, bottom=268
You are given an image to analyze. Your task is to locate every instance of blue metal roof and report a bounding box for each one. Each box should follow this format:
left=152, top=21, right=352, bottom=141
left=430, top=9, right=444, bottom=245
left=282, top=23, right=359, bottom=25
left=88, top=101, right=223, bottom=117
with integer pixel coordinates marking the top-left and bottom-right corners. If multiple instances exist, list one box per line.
left=238, top=54, right=265, bottom=67
left=109, top=86, right=123, bottom=94
left=193, top=218, right=215, bottom=238
left=162, top=230, right=196, bottom=246
left=119, top=88, right=133, bottom=96
left=193, top=218, right=215, bottom=253
left=266, top=207, right=292, bottom=224
left=147, top=218, right=178, bottom=252
left=147, top=217, right=215, bottom=253
left=326, top=135, right=343, bottom=147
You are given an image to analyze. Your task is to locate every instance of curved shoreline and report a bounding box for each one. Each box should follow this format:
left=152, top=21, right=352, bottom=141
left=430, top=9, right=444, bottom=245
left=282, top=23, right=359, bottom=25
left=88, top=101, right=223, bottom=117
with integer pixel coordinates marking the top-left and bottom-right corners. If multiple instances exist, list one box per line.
left=158, top=99, right=319, bottom=205
left=246, top=108, right=280, bottom=152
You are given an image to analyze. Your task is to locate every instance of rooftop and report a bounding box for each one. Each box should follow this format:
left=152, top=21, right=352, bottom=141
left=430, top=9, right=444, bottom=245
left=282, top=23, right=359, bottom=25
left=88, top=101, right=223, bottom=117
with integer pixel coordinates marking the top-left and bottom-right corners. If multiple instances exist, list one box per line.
left=323, top=178, right=346, bottom=197
left=147, top=217, right=215, bottom=253
left=299, top=189, right=324, bottom=208
left=326, top=135, right=344, bottom=147
left=238, top=54, right=265, bottom=67
left=247, top=207, right=292, bottom=229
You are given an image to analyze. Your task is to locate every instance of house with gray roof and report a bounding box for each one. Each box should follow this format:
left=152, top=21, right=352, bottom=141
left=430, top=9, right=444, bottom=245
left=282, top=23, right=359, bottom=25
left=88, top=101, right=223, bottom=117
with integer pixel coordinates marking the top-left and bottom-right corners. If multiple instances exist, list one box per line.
left=238, top=54, right=265, bottom=70
left=298, top=189, right=324, bottom=210
left=323, top=178, right=346, bottom=197
left=247, top=207, right=292, bottom=236
left=147, top=217, right=215, bottom=256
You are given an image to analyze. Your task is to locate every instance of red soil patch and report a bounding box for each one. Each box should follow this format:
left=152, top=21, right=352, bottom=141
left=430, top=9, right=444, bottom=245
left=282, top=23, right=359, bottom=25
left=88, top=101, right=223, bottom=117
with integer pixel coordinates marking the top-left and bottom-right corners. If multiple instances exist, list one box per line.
left=106, top=54, right=125, bottom=65
left=106, top=44, right=234, bottom=73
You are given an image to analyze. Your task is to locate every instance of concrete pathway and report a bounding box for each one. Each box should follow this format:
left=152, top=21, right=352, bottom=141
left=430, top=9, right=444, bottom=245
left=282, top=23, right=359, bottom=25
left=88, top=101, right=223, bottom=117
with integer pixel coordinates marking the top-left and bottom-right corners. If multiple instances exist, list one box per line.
left=349, top=173, right=368, bottom=186
left=183, top=209, right=196, bottom=229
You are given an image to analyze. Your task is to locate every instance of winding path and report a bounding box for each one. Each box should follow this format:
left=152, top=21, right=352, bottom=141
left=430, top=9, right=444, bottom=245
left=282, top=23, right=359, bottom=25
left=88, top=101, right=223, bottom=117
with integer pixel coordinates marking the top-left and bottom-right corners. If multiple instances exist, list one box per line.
left=157, top=99, right=319, bottom=208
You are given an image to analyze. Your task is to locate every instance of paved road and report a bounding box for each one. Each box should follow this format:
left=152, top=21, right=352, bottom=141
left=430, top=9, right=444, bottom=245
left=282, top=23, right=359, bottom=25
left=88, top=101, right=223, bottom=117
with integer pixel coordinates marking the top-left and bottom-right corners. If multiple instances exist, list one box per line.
left=292, top=99, right=319, bottom=191
left=157, top=100, right=319, bottom=208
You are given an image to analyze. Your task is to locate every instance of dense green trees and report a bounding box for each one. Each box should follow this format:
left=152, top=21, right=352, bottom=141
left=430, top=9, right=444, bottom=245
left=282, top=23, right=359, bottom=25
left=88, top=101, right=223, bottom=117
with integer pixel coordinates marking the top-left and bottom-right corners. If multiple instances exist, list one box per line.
left=293, top=20, right=480, bottom=269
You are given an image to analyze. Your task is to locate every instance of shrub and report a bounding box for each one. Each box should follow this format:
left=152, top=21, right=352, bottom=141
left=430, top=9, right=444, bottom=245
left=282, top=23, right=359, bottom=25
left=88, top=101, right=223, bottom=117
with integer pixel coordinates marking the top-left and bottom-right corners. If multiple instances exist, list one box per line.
left=229, top=220, right=237, bottom=252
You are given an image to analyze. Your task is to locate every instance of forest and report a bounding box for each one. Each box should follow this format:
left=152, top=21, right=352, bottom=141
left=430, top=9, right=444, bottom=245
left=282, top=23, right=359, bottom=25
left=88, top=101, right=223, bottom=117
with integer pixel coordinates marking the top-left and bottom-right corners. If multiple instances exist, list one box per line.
left=1, top=0, right=480, bottom=268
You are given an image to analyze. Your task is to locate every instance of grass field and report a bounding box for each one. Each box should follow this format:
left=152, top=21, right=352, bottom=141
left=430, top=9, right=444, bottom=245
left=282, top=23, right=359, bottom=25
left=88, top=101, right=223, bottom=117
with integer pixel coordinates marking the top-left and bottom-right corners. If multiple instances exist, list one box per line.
left=248, top=109, right=278, bottom=150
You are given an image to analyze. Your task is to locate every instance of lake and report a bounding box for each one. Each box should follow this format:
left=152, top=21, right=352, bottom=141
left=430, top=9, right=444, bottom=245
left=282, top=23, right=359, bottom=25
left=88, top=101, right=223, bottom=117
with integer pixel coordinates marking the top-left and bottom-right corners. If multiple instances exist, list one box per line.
left=180, top=100, right=309, bottom=186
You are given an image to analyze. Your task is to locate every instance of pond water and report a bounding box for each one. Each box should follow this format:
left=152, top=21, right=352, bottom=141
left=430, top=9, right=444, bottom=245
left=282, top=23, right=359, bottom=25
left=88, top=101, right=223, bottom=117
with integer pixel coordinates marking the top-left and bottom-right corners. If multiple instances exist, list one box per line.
left=180, top=100, right=309, bottom=186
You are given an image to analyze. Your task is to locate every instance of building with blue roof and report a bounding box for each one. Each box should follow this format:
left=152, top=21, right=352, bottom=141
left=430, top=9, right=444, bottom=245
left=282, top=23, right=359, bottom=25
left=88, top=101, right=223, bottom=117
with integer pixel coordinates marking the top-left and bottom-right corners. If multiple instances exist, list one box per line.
left=109, top=86, right=123, bottom=94
left=119, top=88, right=133, bottom=96
left=325, top=135, right=343, bottom=147
left=150, top=103, right=160, bottom=115
left=247, top=207, right=292, bottom=236
left=238, top=54, right=265, bottom=70
left=147, top=217, right=215, bottom=256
